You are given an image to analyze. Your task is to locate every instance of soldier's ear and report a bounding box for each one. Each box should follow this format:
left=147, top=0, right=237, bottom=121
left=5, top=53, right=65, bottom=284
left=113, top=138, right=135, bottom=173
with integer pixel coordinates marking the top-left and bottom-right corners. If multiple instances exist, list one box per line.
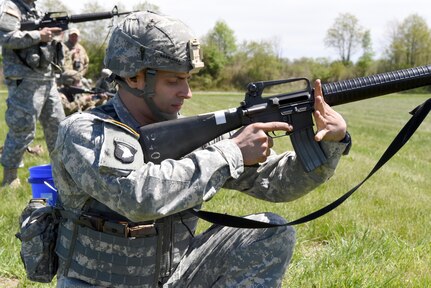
left=124, top=76, right=138, bottom=88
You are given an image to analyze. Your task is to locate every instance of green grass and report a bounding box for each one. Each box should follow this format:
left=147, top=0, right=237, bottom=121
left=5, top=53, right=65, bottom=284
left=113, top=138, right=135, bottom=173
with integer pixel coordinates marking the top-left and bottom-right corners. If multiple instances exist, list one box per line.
left=0, top=90, right=430, bottom=287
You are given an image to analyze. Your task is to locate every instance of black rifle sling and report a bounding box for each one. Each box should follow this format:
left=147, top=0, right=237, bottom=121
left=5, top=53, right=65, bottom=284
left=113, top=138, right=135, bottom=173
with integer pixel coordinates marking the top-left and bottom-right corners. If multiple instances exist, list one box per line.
left=190, top=98, right=431, bottom=228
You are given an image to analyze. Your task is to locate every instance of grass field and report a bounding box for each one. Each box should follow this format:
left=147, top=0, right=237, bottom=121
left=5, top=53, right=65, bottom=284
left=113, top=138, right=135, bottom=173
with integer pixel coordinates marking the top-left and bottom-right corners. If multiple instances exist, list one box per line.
left=0, top=90, right=430, bottom=287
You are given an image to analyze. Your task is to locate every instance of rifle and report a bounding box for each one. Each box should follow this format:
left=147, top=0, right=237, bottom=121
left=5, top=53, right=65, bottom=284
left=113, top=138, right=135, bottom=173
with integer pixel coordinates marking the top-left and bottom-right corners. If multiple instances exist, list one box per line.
left=20, top=6, right=132, bottom=31
left=59, top=86, right=115, bottom=101
left=138, top=65, right=431, bottom=172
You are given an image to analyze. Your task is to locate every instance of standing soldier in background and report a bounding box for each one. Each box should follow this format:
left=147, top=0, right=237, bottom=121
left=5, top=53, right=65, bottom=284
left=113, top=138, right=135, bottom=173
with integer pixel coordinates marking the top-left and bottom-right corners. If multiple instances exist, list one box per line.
left=0, top=0, right=65, bottom=187
left=63, top=28, right=90, bottom=88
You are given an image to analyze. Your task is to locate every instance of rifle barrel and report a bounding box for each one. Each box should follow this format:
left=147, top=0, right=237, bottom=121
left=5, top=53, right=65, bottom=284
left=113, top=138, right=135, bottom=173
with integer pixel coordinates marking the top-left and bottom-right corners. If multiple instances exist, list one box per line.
left=69, top=11, right=129, bottom=23
left=322, top=65, right=431, bottom=106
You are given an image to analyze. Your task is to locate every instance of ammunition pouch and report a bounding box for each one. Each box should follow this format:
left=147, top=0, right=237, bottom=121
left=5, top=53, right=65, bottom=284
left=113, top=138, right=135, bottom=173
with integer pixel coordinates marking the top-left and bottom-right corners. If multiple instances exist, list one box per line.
left=16, top=199, right=61, bottom=283
left=15, top=40, right=63, bottom=71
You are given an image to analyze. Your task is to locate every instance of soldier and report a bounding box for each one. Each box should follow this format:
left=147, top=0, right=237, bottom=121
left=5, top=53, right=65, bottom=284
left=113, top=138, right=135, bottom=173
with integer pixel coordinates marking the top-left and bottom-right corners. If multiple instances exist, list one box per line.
left=58, top=69, right=108, bottom=116
left=51, top=11, right=351, bottom=287
left=0, top=0, right=65, bottom=187
left=63, top=27, right=90, bottom=87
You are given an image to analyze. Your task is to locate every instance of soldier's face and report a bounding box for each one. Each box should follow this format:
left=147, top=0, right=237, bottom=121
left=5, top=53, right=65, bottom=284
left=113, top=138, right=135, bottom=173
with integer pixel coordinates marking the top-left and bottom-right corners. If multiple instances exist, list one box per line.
left=68, top=33, right=79, bottom=45
left=152, top=70, right=192, bottom=115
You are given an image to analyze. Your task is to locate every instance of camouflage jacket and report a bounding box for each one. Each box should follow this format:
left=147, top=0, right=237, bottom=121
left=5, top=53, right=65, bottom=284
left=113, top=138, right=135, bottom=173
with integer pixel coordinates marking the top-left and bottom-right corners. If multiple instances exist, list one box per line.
left=51, top=94, right=349, bottom=286
left=52, top=93, right=349, bottom=220
left=63, top=41, right=89, bottom=76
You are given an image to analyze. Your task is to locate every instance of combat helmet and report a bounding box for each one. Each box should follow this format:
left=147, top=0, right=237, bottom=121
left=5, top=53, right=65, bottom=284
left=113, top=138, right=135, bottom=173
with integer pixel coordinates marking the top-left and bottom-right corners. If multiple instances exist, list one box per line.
left=104, top=11, right=204, bottom=120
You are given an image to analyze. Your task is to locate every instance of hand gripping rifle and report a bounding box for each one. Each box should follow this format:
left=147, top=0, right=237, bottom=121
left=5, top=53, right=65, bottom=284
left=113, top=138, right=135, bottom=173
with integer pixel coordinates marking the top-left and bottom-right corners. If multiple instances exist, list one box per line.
left=20, top=6, right=132, bottom=31
left=139, top=65, right=431, bottom=172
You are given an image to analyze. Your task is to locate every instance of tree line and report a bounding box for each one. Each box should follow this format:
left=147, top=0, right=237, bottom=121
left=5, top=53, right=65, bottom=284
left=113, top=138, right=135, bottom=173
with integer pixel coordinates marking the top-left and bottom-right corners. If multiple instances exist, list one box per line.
left=2, top=0, right=431, bottom=92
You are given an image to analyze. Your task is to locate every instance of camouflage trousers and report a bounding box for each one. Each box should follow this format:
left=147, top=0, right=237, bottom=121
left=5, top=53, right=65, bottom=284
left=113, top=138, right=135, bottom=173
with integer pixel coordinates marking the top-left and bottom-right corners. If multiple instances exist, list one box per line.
left=57, top=212, right=296, bottom=288
left=1, top=78, right=65, bottom=169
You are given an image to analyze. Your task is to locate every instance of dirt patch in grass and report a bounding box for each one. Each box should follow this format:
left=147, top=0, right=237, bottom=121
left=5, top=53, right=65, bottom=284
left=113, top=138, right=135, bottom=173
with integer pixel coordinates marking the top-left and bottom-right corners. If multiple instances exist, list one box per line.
left=0, top=277, right=19, bottom=288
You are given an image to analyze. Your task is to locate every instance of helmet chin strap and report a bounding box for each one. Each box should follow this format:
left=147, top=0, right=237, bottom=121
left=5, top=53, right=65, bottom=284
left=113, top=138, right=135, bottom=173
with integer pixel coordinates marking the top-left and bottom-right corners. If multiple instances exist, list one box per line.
left=116, top=70, right=178, bottom=122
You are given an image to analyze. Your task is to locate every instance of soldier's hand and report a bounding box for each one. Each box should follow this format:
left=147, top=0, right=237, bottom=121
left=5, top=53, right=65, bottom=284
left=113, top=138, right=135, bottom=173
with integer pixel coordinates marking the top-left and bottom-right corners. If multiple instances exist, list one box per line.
left=232, top=122, right=292, bottom=166
left=313, top=79, right=347, bottom=142
left=40, top=27, right=62, bottom=42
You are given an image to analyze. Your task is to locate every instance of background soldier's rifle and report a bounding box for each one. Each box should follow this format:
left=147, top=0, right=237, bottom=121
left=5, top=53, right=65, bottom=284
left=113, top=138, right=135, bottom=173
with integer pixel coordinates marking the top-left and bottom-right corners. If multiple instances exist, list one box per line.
left=20, top=6, right=132, bottom=31
left=59, top=86, right=115, bottom=102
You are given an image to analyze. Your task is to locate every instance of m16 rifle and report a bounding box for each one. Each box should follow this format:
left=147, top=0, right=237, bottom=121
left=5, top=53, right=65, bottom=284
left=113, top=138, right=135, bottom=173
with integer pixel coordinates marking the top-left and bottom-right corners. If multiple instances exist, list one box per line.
left=59, top=86, right=115, bottom=102
left=20, top=6, right=132, bottom=31
left=138, top=65, right=431, bottom=172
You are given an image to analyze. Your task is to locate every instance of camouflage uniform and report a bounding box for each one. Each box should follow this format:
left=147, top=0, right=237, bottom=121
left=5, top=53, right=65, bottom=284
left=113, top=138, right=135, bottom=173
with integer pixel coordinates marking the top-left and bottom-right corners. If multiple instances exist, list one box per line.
left=52, top=95, right=349, bottom=288
left=51, top=11, right=350, bottom=288
left=64, top=28, right=89, bottom=77
left=58, top=70, right=106, bottom=116
left=0, top=0, right=65, bottom=169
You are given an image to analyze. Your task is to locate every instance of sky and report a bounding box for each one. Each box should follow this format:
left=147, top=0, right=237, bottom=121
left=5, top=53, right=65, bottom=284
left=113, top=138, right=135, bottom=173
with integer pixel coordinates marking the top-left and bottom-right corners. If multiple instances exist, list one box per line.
left=71, top=0, right=431, bottom=61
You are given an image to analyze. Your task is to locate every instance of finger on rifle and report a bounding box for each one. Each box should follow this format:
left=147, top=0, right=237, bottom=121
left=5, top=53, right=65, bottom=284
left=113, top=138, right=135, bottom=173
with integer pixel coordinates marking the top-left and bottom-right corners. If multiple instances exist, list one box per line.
left=253, top=122, right=293, bottom=133
left=314, top=128, right=328, bottom=142
left=314, top=93, right=325, bottom=110
left=314, top=79, right=330, bottom=109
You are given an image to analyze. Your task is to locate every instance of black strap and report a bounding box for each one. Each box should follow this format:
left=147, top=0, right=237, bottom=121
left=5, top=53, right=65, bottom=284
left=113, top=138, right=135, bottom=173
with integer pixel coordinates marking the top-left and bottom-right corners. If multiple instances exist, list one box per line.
left=13, top=49, right=34, bottom=70
left=191, top=98, right=431, bottom=228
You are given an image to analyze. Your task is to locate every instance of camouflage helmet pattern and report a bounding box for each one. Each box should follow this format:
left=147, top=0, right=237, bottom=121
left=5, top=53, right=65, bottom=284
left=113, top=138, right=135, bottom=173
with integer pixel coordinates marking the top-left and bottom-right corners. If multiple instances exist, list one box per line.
left=104, top=11, right=204, bottom=78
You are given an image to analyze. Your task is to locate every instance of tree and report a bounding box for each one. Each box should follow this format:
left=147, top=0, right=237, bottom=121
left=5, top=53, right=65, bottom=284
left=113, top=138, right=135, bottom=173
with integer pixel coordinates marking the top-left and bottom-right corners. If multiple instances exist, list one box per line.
left=355, top=30, right=375, bottom=76
left=324, top=13, right=365, bottom=65
left=37, top=0, right=70, bottom=13
left=132, top=1, right=160, bottom=12
left=205, top=21, right=237, bottom=58
left=229, top=40, right=283, bottom=89
left=196, top=21, right=237, bottom=86
left=384, top=14, right=431, bottom=69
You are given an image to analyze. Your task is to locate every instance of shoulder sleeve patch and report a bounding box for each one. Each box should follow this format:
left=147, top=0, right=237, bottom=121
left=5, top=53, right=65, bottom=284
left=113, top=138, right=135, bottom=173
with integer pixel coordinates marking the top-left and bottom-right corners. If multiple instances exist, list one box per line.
left=0, top=5, right=21, bottom=32
left=114, top=139, right=137, bottom=164
left=98, top=119, right=144, bottom=173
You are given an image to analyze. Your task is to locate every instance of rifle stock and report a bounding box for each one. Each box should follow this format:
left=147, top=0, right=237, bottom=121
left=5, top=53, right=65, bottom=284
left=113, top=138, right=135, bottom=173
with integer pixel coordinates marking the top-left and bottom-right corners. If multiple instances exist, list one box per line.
left=139, top=65, right=431, bottom=170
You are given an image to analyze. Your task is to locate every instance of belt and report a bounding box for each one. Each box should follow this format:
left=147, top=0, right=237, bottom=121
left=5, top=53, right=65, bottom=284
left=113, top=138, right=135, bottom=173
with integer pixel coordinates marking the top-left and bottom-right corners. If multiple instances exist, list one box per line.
left=77, top=214, right=157, bottom=238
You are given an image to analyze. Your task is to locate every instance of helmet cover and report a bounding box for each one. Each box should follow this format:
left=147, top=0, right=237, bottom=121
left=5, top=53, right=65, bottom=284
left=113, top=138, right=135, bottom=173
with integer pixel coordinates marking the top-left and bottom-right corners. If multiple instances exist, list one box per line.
left=104, top=11, right=204, bottom=78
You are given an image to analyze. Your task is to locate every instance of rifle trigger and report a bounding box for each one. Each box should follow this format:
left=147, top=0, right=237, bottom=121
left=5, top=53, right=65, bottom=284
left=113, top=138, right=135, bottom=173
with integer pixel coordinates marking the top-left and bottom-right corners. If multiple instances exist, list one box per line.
left=266, top=131, right=288, bottom=139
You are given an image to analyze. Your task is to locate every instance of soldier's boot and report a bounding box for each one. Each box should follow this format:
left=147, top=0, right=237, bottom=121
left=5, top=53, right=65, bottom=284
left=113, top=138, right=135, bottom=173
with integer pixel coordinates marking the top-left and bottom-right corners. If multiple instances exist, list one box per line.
left=2, top=168, right=21, bottom=188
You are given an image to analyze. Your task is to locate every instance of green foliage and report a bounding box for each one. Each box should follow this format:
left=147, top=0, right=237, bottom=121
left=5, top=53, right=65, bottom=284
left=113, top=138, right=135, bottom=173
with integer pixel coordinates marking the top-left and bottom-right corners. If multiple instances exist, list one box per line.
left=384, top=14, right=431, bottom=70
left=200, top=43, right=227, bottom=79
left=37, top=0, right=70, bottom=13
left=204, top=20, right=237, bottom=58
left=218, top=39, right=284, bottom=90
left=132, top=1, right=160, bottom=12
left=324, top=13, right=366, bottom=64
left=197, top=21, right=238, bottom=88
left=81, top=40, right=107, bottom=81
